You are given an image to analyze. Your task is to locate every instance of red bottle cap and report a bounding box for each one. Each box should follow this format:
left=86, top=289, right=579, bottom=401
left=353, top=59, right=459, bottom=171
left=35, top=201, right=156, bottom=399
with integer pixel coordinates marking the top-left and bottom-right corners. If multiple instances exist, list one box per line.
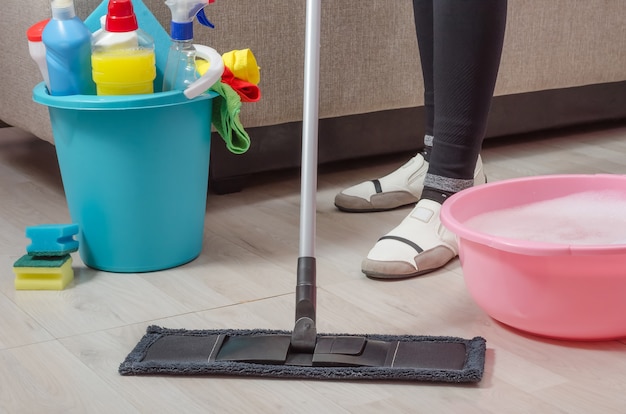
left=27, top=19, right=51, bottom=42
left=106, top=0, right=138, bottom=33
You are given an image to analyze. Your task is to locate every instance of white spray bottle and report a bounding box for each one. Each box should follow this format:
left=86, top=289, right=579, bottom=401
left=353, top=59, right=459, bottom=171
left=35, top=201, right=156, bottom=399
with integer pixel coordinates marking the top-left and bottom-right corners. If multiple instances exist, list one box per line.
left=162, top=0, right=224, bottom=99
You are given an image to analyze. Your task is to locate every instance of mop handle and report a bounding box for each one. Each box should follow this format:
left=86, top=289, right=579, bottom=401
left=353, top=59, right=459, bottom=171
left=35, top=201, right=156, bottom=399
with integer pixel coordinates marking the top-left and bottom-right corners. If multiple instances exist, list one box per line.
left=292, top=0, right=321, bottom=352
left=299, top=0, right=321, bottom=259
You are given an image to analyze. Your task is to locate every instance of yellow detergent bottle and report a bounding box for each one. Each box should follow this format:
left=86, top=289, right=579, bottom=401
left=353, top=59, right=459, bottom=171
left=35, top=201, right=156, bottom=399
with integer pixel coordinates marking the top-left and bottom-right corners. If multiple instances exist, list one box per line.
left=91, top=0, right=156, bottom=95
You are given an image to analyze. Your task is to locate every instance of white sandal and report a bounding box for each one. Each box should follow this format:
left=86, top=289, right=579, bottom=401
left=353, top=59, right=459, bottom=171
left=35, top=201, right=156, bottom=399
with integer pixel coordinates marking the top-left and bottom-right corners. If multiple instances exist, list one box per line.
left=361, top=199, right=458, bottom=279
left=335, top=154, right=485, bottom=212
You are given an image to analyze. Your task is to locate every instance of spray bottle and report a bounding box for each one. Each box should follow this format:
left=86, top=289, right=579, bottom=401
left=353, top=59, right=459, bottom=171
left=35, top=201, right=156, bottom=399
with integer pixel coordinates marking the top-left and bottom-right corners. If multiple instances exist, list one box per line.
left=162, top=0, right=224, bottom=98
left=42, top=0, right=96, bottom=96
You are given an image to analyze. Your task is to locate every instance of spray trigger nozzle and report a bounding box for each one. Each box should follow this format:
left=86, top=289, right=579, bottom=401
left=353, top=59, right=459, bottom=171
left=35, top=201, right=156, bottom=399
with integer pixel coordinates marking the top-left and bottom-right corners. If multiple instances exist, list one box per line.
left=197, top=8, right=214, bottom=28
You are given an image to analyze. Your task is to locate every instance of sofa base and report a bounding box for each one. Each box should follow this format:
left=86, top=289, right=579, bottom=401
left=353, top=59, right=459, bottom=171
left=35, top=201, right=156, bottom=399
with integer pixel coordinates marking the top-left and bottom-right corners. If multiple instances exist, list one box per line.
left=210, top=81, right=626, bottom=194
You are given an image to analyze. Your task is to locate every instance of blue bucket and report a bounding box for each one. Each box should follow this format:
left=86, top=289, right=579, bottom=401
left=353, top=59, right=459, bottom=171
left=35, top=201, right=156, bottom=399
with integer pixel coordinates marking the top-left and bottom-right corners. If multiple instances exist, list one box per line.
left=33, top=83, right=216, bottom=272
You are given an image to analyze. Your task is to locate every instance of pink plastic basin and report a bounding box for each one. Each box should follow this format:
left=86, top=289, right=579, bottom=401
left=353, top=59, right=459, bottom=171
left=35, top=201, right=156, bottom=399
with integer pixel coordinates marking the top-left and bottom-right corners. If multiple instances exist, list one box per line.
left=440, top=174, right=626, bottom=341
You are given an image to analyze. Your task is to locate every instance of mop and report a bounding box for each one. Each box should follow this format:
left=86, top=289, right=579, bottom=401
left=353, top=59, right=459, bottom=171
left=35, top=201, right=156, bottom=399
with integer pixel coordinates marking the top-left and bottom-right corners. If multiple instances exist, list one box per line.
left=119, top=0, right=486, bottom=383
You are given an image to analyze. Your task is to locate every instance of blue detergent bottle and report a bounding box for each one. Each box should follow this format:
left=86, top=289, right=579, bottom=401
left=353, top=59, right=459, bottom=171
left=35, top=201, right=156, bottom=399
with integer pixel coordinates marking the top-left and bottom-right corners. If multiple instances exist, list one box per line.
left=43, top=0, right=96, bottom=95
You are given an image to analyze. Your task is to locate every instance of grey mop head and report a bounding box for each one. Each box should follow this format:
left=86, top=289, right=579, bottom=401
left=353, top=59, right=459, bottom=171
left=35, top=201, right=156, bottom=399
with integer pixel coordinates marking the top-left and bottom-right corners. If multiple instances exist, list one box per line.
left=119, top=326, right=486, bottom=383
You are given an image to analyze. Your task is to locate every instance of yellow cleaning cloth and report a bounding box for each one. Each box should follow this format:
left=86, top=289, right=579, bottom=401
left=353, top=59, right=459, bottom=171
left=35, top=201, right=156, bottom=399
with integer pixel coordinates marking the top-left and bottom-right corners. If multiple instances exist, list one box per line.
left=197, top=49, right=260, bottom=154
left=222, top=49, right=260, bottom=85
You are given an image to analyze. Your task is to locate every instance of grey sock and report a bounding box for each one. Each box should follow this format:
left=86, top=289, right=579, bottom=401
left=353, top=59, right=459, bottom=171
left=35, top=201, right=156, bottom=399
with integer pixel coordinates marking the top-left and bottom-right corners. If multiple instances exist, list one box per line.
left=423, top=173, right=473, bottom=194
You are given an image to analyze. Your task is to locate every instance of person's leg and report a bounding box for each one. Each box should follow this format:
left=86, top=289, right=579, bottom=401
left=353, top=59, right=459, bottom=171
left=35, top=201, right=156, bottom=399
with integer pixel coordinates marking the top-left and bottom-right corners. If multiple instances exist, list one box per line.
left=334, top=0, right=486, bottom=213
left=413, top=0, right=435, bottom=161
left=423, top=0, right=508, bottom=203
left=362, top=0, right=507, bottom=279
left=414, top=0, right=435, bottom=160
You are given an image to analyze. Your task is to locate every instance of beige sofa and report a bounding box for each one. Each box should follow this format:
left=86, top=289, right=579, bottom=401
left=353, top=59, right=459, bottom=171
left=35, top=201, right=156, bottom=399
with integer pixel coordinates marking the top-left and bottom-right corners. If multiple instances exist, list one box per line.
left=2, top=0, right=625, bottom=192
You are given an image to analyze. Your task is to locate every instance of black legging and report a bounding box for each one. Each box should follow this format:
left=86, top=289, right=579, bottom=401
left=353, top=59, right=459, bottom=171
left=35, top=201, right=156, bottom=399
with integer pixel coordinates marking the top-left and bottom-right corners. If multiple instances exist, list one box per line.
left=413, top=0, right=507, bottom=181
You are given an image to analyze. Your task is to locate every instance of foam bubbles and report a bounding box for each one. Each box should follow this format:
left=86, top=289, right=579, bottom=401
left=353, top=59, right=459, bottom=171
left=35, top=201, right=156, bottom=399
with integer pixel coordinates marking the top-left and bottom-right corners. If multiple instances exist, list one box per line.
left=464, top=190, right=626, bottom=245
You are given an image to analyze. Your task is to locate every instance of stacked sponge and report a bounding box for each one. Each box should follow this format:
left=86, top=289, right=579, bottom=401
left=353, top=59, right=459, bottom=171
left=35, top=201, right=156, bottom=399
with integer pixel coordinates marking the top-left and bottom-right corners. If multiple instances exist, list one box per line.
left=13, top=224, right=79, bottom=290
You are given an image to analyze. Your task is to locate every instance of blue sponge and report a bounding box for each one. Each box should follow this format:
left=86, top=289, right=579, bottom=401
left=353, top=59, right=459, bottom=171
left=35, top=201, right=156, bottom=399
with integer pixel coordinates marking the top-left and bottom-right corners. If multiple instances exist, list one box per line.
left=26, top=224, right=79, bottom=256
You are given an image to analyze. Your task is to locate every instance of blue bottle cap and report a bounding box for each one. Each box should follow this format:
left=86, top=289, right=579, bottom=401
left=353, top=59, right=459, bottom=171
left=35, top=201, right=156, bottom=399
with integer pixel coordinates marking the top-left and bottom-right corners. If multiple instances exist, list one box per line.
left=170, top=21, right=194, bottom=41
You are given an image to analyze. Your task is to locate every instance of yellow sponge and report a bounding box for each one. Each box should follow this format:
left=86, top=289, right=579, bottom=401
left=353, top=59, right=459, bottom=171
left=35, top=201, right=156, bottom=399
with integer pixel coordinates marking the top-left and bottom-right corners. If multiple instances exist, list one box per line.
left=13, top=256, right=74, bottom=290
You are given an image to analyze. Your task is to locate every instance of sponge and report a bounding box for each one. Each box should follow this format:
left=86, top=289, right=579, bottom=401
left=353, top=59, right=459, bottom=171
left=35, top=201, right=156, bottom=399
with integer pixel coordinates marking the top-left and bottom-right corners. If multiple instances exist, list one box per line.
left=26, top=224, right=79, bottom=256
left=13, top=254, right=74, bottom=290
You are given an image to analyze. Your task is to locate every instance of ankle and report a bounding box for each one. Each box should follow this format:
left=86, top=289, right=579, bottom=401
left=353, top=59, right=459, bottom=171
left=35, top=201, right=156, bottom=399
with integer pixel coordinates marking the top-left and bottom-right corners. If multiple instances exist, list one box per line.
left=420, top=187, right=454, bottom=204
left=421, top=146, right=432, bottom=163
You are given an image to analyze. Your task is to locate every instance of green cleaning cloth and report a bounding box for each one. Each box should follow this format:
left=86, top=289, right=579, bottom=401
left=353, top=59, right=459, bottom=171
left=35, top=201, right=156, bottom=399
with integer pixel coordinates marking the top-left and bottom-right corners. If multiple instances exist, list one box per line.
left=210, top=81, right=251, bottom=154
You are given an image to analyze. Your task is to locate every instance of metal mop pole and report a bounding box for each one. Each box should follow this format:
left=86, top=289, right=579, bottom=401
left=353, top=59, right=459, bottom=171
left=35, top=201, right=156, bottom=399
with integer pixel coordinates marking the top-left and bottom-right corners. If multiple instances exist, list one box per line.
left=292, top=0, right=321, bottom=352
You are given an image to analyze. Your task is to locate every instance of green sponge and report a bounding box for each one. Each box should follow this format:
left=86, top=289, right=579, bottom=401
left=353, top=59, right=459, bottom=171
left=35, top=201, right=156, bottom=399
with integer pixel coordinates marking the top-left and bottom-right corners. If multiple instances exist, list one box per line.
left=13, top=254, right=71, bottom=268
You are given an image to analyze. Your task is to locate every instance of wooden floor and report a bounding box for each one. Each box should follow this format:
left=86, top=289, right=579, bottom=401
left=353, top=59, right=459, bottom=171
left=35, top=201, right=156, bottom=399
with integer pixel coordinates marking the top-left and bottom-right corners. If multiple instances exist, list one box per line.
left=1, top=122, right=626, bottom=413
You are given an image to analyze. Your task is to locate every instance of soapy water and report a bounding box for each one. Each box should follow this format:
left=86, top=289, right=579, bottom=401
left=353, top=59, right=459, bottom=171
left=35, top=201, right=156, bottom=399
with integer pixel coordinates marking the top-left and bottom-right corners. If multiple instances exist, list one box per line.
left=464, top=190, right=626, bottom=245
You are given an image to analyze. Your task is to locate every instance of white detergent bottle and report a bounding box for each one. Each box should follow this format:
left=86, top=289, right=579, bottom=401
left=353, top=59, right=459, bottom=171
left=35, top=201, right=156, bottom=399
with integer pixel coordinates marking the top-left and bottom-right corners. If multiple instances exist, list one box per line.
left=42, top=0, right=96, bottom=96
left=91, top=0, right=156, bottom=95
left=27, top=19, right=51, bottom=90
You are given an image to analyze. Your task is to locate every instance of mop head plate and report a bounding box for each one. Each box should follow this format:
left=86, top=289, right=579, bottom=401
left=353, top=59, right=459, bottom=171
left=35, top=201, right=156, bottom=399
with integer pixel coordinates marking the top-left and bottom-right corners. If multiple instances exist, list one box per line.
left=120, top=326, right=486, bottom=383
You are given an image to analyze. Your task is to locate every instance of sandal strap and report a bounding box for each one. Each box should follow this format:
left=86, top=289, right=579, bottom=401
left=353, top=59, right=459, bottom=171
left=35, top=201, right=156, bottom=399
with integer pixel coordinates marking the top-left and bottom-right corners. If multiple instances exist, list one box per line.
left=378, top=235, right=424, bottom=254
left=371, top=179, right=382, bottom=194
